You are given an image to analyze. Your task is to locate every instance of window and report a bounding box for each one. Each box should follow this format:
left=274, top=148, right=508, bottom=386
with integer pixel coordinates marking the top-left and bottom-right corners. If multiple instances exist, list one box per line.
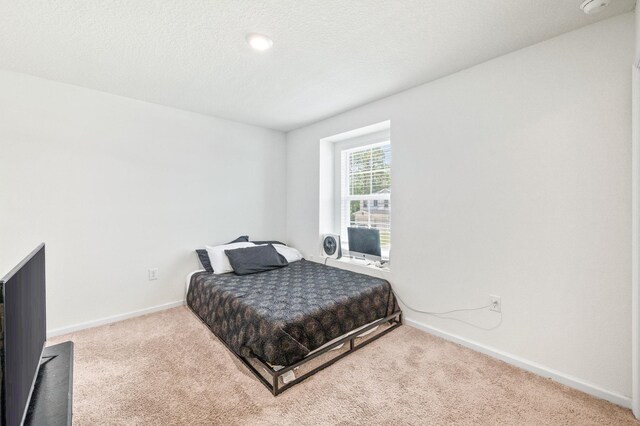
left=339, top=141, right=391, bottom=259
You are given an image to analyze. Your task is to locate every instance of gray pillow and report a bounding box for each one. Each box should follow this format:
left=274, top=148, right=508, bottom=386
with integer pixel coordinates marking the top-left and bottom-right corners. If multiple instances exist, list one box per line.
left=252, top=240, right=286, bottom=246
left=196, top=249, right=213, bottom=272
left=225, top=244, right=288, bottom=275
left=228, top=235, right=249, bottom=244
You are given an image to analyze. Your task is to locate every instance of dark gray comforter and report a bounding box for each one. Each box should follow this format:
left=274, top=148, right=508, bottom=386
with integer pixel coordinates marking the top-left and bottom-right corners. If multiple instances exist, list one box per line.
left=186, top=259, right=400, bottom=366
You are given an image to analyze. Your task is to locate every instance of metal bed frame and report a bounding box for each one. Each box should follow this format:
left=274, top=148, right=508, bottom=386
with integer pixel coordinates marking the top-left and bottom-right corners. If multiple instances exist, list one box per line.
left=191, top=309, right=402, bottom=396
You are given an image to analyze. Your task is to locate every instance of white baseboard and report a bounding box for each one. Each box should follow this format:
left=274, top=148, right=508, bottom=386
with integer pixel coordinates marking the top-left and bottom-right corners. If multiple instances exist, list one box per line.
left=404, top=318, right=632, bottom=409
left=47, top=300, right=185, bottom=338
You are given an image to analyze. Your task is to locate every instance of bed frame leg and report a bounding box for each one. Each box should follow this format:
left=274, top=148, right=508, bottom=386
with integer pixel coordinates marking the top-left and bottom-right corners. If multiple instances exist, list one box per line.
left=272, top=372, right=279, bottom=396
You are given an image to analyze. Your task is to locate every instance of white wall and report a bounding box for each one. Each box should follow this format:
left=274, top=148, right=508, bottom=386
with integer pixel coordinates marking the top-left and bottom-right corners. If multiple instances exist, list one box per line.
left=0, top=71, right=286, bottom=332
left=286, top=13, right=634, bottom=401
left=631, top=6, right=640, bottom=418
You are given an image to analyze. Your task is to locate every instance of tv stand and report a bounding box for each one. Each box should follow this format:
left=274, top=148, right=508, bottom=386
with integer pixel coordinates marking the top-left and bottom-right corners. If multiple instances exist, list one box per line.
left=24, top=341, right=74, bottom=426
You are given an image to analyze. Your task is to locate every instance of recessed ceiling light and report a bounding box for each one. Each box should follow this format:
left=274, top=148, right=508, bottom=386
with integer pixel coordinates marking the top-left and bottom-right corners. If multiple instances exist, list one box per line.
left=247, top=33, right=273, bottom=51
left=580, top=0, right=610, bottom=15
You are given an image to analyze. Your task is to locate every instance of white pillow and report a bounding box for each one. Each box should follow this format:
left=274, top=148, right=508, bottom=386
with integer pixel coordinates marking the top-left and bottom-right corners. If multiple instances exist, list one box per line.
left=206, top=242, right=256, bottom=275
left=271, top=244, right=303, bottom=263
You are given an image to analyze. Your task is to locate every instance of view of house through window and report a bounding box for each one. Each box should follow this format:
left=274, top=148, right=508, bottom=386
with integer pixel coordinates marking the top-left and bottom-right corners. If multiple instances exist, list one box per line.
left=340, top=141, right=391, bottom=259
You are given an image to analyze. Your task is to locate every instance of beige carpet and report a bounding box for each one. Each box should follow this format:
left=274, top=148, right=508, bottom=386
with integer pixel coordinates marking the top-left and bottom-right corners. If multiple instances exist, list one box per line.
left=50, top=306, right=638, bottom=425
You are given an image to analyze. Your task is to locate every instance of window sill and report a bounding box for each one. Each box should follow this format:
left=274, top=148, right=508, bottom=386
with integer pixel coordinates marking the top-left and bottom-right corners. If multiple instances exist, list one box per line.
left=309, top=255, right=391, bottom=277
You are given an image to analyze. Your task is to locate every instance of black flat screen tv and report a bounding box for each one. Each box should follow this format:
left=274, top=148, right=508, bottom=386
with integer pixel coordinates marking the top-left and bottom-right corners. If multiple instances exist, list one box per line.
left=347, top=227, right=381, bottom=261
left=0, top=243, right=46, bottom=426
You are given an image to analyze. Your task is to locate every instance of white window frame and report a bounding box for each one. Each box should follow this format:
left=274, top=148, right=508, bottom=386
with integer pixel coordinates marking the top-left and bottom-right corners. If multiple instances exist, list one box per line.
left=333, top=130, right=391, bottom=260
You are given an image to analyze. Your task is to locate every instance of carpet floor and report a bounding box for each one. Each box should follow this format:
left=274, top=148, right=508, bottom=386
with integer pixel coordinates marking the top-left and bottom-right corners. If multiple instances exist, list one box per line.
left=50, top=306, right=638, bottom=425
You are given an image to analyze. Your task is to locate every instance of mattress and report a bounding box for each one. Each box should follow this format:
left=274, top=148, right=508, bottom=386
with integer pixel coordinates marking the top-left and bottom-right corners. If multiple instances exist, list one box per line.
left=186, top=259, right=400, bottom=366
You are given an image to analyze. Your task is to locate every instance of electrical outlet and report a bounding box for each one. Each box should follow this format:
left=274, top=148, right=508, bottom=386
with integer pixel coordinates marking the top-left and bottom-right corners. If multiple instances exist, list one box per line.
left=489, top=295, right=501, bottom=313
left=148, top=268, right=158, bottom=281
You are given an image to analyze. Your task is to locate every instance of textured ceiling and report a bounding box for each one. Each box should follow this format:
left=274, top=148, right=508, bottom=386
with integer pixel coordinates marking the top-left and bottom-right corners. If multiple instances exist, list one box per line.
left=0, top=1, right=635, bottom=131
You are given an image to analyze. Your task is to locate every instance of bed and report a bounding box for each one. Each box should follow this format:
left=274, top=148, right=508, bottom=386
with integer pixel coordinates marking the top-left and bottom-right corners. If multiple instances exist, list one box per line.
left=186, top=258, right=402, bottom=395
